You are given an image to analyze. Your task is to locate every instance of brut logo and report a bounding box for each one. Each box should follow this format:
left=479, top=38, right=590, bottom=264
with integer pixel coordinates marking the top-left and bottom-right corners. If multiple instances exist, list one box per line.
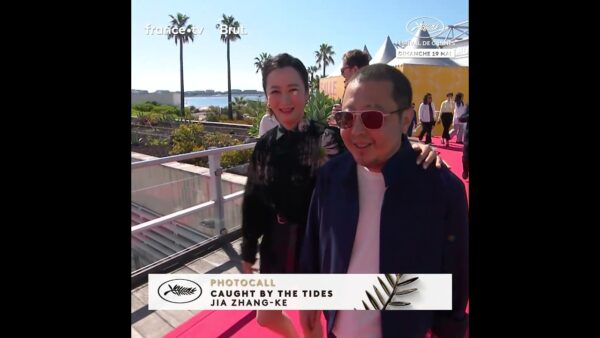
left=158, top=279, right=202, bottom=304
left=215, top=23, right=248, bottom=35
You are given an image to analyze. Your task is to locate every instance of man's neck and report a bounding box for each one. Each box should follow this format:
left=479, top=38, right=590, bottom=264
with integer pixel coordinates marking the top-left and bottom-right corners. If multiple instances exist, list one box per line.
left=364, top=141, right=403, bottom=173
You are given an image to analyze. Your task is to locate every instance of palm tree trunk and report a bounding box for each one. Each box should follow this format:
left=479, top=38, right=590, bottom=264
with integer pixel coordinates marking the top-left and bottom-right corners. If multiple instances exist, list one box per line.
left=227, top=39, right=233, bottom=120
left=322, top=61, right=326, bottom=77
left=179, top=42, right=185, bottom=120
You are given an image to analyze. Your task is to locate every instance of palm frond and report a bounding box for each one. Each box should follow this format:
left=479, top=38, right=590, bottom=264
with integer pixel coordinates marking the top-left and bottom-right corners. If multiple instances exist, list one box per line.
left=385, top=273, right=396, bottom=289
left=378, top=277, right=391, bottom=297
left=365, top=290, right=381, bottom=310
left=395, top=288, right=417, bottom=296
left=373, top=285, right=386, bottom=306
left=390, top=301, right=411, bottom=306
left=397, top=277, right=419, bottom=287
left=361, top=274, right=419, bottom=310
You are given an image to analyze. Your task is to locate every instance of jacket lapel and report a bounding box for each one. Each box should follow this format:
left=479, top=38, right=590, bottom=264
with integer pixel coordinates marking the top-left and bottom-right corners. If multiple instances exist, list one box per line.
left=332, top=153, right=359, bottom=274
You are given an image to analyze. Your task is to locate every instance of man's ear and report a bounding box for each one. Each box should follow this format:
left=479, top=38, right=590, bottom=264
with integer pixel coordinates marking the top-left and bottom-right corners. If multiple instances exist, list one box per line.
left=400, top=108, right=413, bottom=133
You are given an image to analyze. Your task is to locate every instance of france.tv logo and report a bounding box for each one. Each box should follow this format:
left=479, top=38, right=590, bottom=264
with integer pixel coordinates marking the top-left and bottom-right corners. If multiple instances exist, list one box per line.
left=158, top=279, right=202, bottom=304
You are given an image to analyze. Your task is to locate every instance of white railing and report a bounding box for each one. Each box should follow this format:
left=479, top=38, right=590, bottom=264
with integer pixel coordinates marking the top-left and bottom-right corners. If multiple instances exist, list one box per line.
left=131, top=143, right=255, bottom=235
left=130, top=190, right=245, bottom=234
left=131, top=143, right=255, bottom=170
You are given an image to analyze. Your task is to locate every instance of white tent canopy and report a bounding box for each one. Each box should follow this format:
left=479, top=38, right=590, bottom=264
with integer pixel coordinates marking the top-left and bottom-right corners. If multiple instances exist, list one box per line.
left=370, top=36, right=396, bottom=65
left=387, top=25, right=458, bottom=67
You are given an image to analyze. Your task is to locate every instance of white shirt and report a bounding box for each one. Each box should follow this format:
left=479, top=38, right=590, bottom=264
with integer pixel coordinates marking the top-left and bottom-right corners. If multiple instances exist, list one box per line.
left=453, top=104, right=467, bottom=124
left=440, top=99, right=456, bottom=113
left=333, top=165, right=386, bottom=338
left=258, top=113, right=279, bottom=137
left=418, top=103, right=436, bottom=122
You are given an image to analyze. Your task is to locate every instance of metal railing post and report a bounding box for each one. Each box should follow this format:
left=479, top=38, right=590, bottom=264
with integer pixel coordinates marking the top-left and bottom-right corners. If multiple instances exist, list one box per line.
left=208, top=148, right=225, bottom=235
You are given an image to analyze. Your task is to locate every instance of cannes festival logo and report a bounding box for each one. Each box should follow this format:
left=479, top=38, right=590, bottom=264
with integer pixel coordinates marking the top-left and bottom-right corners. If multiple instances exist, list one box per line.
left=158, top=279, right=202, bottom=304
left=406, top=16, right=445, bottom=38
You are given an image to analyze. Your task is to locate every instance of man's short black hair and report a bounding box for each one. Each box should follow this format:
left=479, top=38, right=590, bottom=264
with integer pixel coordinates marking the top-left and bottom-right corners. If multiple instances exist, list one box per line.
left=343, top=49, right=370, bottom=69
left=347, top=63, right=412, bottom=111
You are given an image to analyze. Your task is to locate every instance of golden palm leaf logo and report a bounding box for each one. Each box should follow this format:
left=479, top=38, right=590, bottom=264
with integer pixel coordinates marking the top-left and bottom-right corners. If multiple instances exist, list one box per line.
left=361, top=274, right=418, bottom=310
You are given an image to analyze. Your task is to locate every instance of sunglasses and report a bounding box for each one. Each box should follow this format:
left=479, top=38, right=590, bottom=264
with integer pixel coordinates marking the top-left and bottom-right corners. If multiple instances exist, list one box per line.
left=334, top=107, right=407, bottom=129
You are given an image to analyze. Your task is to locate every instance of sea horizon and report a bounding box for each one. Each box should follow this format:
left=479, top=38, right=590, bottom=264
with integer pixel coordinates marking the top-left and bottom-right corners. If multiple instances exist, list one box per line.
left=184, top=93, right=265, bottom=108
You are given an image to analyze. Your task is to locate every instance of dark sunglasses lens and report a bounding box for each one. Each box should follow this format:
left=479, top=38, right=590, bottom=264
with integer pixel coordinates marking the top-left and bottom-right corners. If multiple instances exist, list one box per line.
left=361, top=111, right=383, bottom=129
left=334, top=112, right=353, bottom=128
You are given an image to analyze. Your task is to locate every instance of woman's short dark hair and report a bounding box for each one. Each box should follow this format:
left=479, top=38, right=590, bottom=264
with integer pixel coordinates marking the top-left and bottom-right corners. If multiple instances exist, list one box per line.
left=261, top=53, right=309, bottom=93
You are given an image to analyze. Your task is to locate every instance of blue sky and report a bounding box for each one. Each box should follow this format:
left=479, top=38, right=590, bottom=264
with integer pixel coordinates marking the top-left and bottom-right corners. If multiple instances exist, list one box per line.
left=132, top=0, right=468, bottom=92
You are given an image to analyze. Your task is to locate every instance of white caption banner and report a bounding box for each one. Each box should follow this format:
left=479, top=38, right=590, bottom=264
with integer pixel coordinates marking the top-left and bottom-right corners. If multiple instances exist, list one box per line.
left=149, top=274, right=452, bottom=311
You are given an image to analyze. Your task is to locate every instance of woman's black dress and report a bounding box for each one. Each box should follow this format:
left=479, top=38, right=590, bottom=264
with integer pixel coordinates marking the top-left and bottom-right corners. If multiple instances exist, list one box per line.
left=241, top=118, right=344, bottom=273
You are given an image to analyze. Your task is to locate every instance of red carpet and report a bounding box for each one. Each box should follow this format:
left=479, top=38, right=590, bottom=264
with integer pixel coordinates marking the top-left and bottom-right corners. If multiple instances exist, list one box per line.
left=164, top=310, right=327, bottom=338
left=165, top=136, right=469, bottom=337
left=431, top=136, right=468, bottom=199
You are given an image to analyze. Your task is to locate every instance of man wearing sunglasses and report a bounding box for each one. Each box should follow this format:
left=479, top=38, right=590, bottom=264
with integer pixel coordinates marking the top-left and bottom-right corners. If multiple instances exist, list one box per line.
left=300, top=64, right=468, bottom=338
left=340, top=49, right=371, bottom=87
left=328, top=49, right=371, bottom=127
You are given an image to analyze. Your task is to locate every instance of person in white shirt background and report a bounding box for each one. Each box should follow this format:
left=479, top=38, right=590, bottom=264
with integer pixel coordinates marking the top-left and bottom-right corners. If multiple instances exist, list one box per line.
left=258, top=110, right=279, bottom=137
left=439, top=92, right=455, bottom=147
left=452, top=92, right=467, bottom=144
left=417, top=93, right=435, bottom=144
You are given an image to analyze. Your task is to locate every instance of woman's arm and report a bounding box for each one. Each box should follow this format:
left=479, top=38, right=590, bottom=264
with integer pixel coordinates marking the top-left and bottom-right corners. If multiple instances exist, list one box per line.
left=241, top=145, right=269, bottom=269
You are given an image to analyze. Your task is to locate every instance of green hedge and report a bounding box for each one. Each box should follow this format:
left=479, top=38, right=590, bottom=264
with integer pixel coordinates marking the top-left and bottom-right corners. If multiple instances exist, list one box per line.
left=169, top=124, right=251, bottom=168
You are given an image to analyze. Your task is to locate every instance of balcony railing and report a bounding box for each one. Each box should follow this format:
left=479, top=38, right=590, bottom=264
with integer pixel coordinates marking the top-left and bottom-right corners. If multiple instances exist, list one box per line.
left=131, top=143, right=256, bottom=288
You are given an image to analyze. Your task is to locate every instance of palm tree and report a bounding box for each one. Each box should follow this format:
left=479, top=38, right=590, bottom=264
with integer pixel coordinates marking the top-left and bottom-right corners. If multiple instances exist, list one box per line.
left=307, top=66, right=319, bottom=93
left=167, top=13, right=195, bottom=119
left=254, top=52, right=272, bottom=74
left=315, top=43, right=335, bottom=77
left=233, top=96, right=248, bottom=118
left=219, top=14, right=242, bottom=120
left=307, top=65, right=319, bottom=83
left=311, top=74, right=321, bottom=92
